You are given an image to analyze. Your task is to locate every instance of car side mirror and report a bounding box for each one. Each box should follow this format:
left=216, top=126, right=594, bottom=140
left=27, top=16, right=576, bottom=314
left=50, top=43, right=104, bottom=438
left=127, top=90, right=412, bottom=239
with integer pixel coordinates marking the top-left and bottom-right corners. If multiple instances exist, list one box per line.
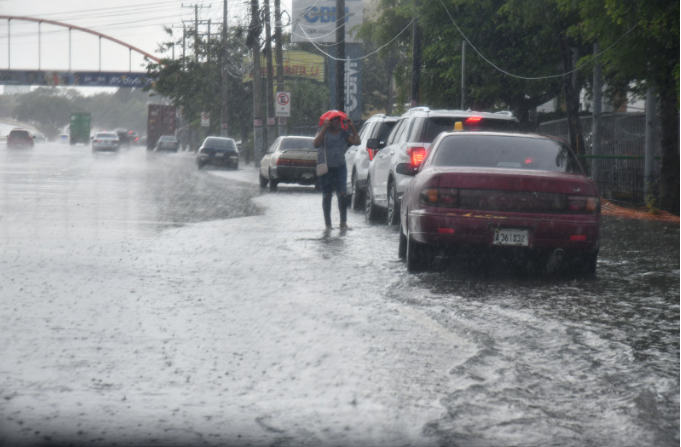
left=395, top=163, right=419, bottom=176
left=366, top=138, right=382, bottom=150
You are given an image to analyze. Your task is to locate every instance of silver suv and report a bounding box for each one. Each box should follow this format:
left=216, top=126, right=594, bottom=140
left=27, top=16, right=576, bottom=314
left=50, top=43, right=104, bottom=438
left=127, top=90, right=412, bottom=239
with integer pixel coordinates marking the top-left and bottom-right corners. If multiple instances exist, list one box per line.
left=365, top=107, right=520, bottom=224
left=344, top=114, right=398, bottom=210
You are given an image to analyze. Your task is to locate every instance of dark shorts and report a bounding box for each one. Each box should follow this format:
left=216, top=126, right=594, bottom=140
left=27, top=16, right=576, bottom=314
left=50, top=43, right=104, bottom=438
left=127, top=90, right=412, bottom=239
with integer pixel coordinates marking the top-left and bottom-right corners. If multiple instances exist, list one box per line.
left=320, top=164, right=347, bottom=195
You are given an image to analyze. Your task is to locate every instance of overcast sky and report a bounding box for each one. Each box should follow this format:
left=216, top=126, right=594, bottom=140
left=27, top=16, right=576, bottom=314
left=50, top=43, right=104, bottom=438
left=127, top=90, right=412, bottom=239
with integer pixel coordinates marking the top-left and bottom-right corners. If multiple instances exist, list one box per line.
left=0, top=0, right=285, bottom=73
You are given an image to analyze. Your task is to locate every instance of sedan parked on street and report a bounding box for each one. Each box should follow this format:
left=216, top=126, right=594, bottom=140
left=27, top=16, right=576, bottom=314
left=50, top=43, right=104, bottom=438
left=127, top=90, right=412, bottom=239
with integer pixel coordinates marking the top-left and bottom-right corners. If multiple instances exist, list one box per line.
left=91, top=131, right=120, bottom=152
left=398, top=132, right=601, bottom=274
left=259, top=136, right=318, bottom=190
left=196, top=136, right=239, bottom=170
left=154, top=135, right=179, bottom=152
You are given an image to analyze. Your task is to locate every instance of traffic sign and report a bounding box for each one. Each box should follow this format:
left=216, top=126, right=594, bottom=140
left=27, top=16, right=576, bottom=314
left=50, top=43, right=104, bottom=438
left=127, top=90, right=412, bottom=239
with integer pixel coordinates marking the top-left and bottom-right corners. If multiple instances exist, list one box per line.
left=275, top=91, right=291, bottom=117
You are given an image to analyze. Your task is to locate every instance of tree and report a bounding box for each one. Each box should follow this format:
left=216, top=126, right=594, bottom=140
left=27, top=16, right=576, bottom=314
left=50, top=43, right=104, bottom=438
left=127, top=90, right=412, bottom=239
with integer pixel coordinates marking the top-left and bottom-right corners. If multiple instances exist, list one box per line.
left=561, top=0, right=679, bottom=213
left=12, top=88, right=77, bottom=138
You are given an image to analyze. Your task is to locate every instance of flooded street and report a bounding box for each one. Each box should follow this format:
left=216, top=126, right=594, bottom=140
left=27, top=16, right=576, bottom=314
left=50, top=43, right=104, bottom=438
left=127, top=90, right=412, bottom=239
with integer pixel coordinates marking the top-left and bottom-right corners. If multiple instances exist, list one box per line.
left=0, top=142, right=678, bottom=447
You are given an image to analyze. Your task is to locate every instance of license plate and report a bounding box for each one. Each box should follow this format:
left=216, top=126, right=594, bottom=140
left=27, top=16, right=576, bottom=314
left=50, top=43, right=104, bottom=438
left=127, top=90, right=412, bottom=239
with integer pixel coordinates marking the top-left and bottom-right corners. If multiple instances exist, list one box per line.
left=493, top=228, right=529, bottom=246
left=215, top=153, right=224, bottom=157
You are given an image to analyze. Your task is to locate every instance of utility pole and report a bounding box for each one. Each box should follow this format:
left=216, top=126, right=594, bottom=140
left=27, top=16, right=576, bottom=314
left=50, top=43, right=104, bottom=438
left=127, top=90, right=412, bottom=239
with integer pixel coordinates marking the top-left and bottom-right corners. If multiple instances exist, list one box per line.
left=274, top=0, right=286, bottom=136
left=410, top=0, right=421, bottom=107
left=250, top=0, right=263, bottom=166
left=461, top=41, right=465, bottom=110
left=264, top=0, right=275, bottom=145
left=182, top=3, right=210, bottom=61
left=335, top=0, right=345, bottom=111
left=221, top=0, right=229, bottom=137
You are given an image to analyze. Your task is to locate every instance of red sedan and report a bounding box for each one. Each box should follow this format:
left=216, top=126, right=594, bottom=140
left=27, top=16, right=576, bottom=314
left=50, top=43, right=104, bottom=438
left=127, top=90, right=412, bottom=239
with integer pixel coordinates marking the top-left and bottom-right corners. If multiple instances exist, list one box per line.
left=397, top=131, right=601, bottom=274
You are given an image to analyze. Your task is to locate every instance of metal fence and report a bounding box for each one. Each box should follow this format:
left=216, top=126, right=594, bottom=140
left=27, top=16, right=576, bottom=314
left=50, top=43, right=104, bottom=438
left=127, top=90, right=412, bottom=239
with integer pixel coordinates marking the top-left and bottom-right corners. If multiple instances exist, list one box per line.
left=538, top=113, right=659, bottom=205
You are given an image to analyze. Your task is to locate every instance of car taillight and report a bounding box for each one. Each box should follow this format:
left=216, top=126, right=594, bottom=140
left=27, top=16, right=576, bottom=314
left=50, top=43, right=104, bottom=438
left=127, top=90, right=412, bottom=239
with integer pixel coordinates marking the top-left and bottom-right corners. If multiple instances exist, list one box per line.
left=567, top=195, right=600, bottom=213
left=465, top=117, right=482, bottom=124
left=420, top=187, right=459, bottom=207
left=367, top=148, right=378, bottom=161
left=407, top=147, right=426, bottom=166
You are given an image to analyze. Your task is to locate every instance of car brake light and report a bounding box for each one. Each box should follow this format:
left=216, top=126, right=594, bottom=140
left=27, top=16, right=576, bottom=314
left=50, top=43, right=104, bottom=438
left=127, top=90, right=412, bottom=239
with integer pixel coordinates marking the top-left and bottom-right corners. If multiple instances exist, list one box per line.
left=465, top=117, right=482, bottom=123
left=420, top=187, right=459, bottom=207
left=567, top=195, right=599, bottom=213
left=407, top=147, right=426, bottom=166
left=570, top=235, right=587, bottom=241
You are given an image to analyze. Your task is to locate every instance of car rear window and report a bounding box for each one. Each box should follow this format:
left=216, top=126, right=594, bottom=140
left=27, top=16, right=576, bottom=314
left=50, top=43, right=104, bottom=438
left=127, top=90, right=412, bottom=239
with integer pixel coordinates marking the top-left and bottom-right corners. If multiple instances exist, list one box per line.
left=280, top=138, right=315, bottom=151
left=420, top=117, right=519, bottom=143
left=431, top=135, right=584, bottom=173
left=205, top=138, right=236, bottom=150
left=96, top=133, right=117, bottom=138
left=10, top=130, right=31, bottom=138
left=376, top=121, right=396, bottom=141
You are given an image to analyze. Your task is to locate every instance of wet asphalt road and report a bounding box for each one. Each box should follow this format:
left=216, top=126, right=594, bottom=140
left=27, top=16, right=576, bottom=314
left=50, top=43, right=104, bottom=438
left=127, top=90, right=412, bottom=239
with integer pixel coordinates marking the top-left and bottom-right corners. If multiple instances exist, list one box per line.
left=0, top=142, right=678, bottom=447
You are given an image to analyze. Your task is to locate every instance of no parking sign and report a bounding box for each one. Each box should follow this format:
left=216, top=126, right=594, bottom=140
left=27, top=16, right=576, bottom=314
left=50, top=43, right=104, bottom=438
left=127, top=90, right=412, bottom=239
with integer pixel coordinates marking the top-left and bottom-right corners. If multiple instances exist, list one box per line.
left=275, top=92, right=291, bottom=117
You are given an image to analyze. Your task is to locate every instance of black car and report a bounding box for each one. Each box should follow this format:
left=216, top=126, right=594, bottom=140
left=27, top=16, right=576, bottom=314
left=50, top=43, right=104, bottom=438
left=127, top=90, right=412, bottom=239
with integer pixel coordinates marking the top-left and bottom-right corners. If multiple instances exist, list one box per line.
left=196, top=137, right=239, bottom=169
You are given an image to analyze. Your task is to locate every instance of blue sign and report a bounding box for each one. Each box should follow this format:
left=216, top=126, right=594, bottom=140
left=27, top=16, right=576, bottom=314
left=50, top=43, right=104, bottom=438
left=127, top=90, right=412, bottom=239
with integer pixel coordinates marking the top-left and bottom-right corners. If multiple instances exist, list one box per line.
left=0, top=70, right=151, bottom=88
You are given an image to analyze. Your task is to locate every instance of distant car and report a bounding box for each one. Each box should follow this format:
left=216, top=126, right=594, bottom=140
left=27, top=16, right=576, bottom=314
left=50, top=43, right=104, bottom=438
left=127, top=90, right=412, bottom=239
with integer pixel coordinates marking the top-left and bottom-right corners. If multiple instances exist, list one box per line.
left=259, top=136, right=317, bottom=190
left=397, top=131, right=601, bottom=274
left=6, top=128, right=34, bottom=148
left=196, top=136, right=239, bottom=169
left=114, top=128, right=130, bottom=146
left=91, top=131, right=120, bottom=152
left=345, top=114, right=398, bottom=210
left=154, top=135, right=179, bottom=152
left=31, top=132, right=47, bottom=143
left=365, top=107, right=521, bottom=225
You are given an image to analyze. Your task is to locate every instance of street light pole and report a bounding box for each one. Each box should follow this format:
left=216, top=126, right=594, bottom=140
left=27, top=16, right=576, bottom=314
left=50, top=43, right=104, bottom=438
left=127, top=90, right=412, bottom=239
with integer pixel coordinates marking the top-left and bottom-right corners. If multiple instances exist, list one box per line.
left=335, top=0, right=345, bottom=111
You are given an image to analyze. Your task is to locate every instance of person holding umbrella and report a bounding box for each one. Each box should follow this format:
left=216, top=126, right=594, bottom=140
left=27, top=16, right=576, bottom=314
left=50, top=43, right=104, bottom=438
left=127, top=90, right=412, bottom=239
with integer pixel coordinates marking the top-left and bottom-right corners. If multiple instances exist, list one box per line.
left=313, top=110, right=361, bottom=231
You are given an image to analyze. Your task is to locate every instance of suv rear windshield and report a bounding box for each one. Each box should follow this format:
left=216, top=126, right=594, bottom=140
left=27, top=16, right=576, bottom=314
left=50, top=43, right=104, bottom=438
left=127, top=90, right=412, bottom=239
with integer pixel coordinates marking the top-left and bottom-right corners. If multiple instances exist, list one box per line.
left=420, top=117, right=519, bottom=143
left=376, top=121, right=397, bottom=141
left=431, top=135, right=583, bottom=173
left=9, top=130, right=31, bottom=139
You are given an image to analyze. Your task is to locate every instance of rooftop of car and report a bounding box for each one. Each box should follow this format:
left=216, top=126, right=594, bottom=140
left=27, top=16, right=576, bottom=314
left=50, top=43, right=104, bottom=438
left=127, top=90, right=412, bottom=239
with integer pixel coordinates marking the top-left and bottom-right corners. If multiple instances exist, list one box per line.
left=400, top=107, right=518, bottom=121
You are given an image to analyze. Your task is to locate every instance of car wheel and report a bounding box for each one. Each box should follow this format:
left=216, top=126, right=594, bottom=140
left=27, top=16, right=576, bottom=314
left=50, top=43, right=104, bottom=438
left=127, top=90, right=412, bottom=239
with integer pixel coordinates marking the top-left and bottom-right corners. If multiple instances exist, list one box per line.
left=398, top=220, right=407, bottom=260
left=259, top=172, right=269, bottom=188
left=197, top=161, right=205, bottom=170
left=351, top=171, right=364, bottom=211
left=269, top=169, right=278, bottom=191
left=387, top=179, right=400, bottom=226
left=406, top=227, right=431, bottom=273
left=365, top=177, right=382, bottom=223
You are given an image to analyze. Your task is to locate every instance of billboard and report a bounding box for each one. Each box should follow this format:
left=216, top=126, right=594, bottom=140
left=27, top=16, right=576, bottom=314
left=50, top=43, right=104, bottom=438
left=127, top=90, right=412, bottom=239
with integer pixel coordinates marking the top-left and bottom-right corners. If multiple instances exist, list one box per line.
left=291, top=0, right=364, bottom=44
left=243, top=51, right=325, bottom=83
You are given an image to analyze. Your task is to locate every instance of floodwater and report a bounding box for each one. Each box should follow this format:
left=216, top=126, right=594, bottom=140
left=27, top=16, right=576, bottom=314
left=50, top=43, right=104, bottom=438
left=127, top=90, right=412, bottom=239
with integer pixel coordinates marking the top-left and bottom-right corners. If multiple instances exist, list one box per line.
left=0, top=142, right=678, bottom=447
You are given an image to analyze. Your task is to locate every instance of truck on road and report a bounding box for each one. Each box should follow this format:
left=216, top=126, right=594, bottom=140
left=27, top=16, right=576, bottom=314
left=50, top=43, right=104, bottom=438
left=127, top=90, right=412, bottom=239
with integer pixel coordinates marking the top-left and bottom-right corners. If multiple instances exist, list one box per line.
left=69, top=112, right=91, bottom=145
left=147, top=105, right=177, bottom=150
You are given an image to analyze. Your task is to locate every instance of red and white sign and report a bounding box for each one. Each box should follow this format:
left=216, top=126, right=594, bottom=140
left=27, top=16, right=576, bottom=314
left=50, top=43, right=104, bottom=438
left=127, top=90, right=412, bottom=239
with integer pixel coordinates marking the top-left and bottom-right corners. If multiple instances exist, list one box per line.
left=275, top=92, right=291, bottom=117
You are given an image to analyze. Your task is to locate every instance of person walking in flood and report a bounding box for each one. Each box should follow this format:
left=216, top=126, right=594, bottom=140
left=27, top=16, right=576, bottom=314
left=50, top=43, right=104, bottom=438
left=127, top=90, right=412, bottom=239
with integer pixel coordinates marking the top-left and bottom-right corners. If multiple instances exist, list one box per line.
left=314, top=110, right=361, bottom=231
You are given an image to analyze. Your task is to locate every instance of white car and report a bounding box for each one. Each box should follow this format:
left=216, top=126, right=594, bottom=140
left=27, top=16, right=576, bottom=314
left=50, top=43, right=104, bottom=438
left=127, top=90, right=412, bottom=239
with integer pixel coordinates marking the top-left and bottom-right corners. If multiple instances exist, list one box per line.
left=91, top=132, right=120, bottom=152
left=259, top=136, right=317, bottom=190
left=344, top=114, right=398, bottom=211
left=365, top=107, right=521, bottom=225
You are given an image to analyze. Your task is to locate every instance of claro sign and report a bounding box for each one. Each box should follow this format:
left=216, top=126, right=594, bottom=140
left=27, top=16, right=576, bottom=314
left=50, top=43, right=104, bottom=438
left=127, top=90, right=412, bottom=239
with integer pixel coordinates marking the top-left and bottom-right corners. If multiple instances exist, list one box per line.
left=291, top=0, right=363, bottom=44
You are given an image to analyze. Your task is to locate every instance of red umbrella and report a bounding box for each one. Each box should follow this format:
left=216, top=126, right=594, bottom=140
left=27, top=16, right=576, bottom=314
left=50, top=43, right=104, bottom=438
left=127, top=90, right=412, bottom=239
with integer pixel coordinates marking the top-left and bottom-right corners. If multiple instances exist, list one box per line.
left=319, top=110, right=348, bottom=129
